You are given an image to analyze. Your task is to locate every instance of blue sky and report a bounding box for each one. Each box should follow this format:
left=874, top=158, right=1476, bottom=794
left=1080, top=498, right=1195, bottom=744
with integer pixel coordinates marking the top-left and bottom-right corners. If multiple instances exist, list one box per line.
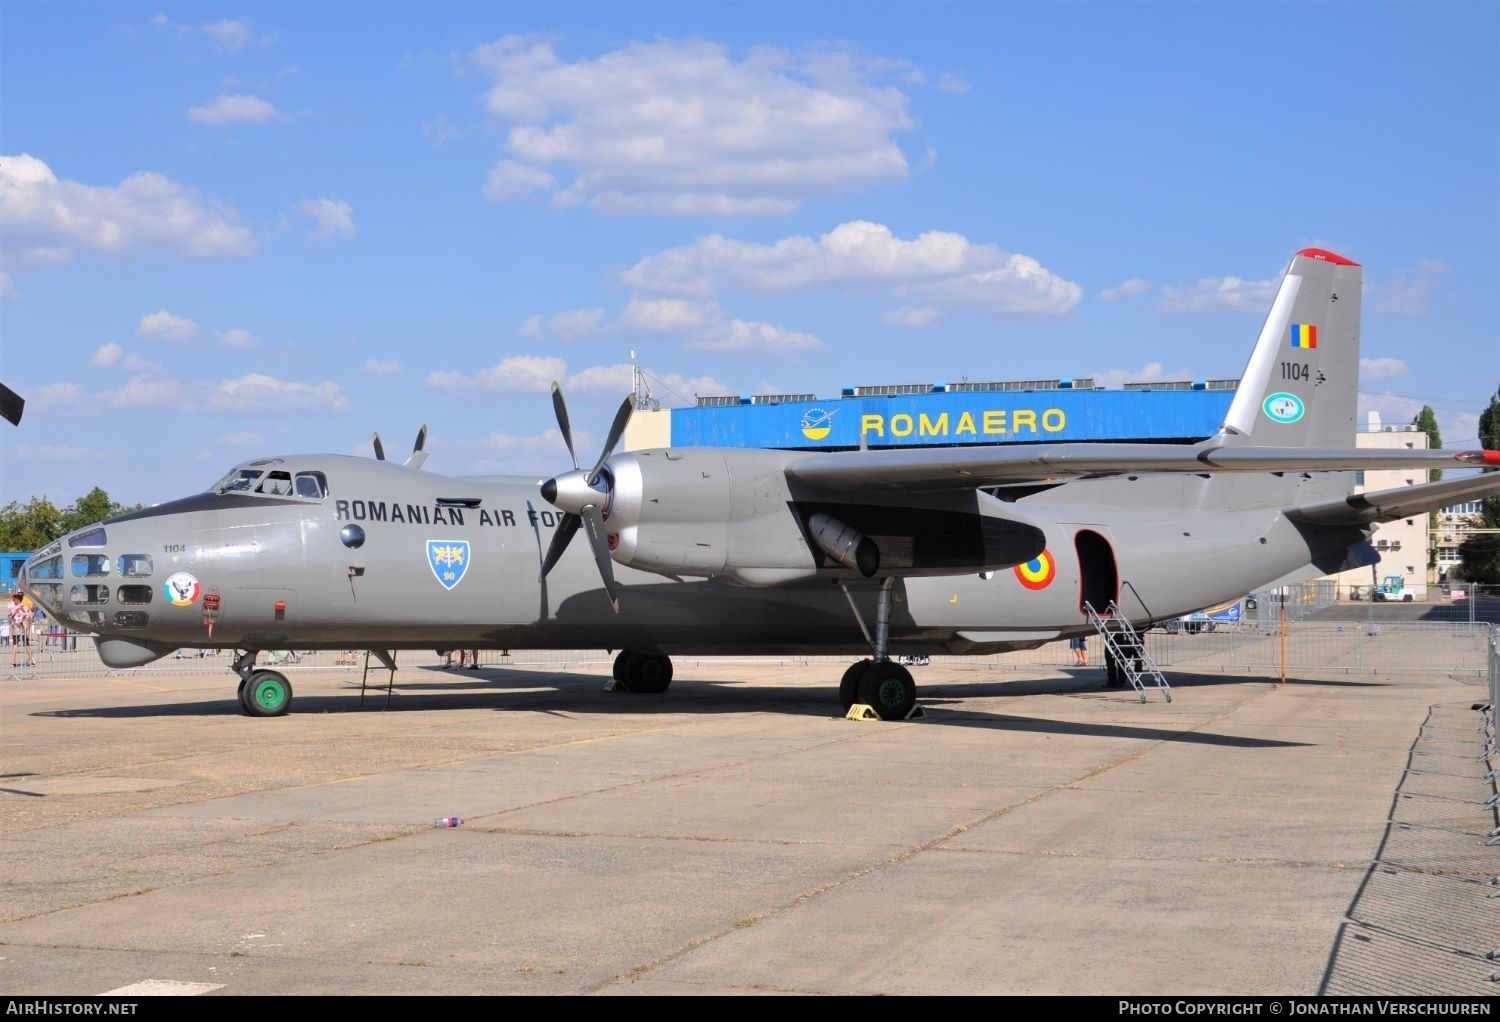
left=2, top=1, right=1497, bottom=508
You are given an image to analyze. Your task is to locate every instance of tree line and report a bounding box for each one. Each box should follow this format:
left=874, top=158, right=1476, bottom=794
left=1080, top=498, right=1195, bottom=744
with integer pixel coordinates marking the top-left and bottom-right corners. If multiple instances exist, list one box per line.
left=0, top=488, right=145, bottom=552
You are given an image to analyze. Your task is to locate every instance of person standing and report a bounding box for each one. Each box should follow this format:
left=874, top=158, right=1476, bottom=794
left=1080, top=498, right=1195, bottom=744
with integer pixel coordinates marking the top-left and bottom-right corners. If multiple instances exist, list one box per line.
left=8, top=594, right=34, bottom=668
left=1069, top=634, right=1088, bottom=667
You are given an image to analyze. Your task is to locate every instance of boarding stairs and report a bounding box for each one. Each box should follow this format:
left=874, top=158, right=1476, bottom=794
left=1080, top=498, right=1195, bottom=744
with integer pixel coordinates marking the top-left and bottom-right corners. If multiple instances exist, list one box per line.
left=1084, top=600, right=1172, bottom=703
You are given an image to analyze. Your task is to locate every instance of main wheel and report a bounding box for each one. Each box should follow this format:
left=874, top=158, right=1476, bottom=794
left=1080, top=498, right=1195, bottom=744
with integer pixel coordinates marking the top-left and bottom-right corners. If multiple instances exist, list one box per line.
left=612, top=650, right=633, bottom=686
left=839, top=659, right=873, bottom=711
left=855, top=661, right=917, bottom=720
left=627, top=653, right=673, bottom=694
left=243, top=670, right=293, bottom=717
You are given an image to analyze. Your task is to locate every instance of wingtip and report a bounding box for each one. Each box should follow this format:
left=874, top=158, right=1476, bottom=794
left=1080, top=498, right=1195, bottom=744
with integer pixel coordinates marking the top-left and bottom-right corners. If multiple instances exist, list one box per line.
left=1455, top=450, right=1500, bottom=465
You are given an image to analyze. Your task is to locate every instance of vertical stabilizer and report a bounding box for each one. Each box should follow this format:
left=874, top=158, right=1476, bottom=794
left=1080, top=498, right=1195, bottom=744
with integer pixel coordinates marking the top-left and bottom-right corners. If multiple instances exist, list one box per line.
left=1216, top=248, right=1362, bottom=449
left=1189, top=248, right=1364, bottom=509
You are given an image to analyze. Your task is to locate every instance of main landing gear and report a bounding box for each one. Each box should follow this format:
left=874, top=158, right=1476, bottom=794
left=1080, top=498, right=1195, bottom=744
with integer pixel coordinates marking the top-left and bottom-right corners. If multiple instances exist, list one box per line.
left=231, top=650, right=293, bottom=717
left=837, top=578, right=919, bottom=721
left=611, top=651, right=674, bottom=694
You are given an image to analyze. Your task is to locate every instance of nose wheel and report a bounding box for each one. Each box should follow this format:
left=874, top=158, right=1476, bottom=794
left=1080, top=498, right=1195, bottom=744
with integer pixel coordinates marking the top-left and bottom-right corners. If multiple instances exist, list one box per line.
left=240, top=670, right=293, bottom=717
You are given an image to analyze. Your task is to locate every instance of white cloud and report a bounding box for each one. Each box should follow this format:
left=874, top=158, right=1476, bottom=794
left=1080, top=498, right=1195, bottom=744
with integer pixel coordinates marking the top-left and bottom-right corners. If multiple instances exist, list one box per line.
left=137, top=309, right=198, bottom=343
left=1359, top=391, right=1480, bottom=448
left=1158, top=275, right=1277, bottom=315
left=211, top=374, right=349, bottom=412
left=188, top=94, right=286, bottom=126
left=1372, top=261, right=1449, bottom=317
left=642, top=369, right=733, bottom=403
left=123, top=352, right=160, bottom=372
left=1089, top=361, right=1196, bottom=391
left=110, top=374, right=185, bottom=408
left=1098, top=277, right=1152, bottom=302
left=622, top=220, right=1081, bottom=319
left=472, top=36, right=917, bottom=216
left=617, top=298, right=717, bottom=334
left=149, top=12, right=167, bottom=28
left=33, top=383, right=83, bottom=407
left=1359, top=357, right=1408, bottom=381
left=295, top=197, right=355, bottom=241
left=426, top=355, right=568, bottom=395
left=201, top=18, right=252, bottom=50
left=0, top=153, right=255, bottom=269
left=216, top=328, right=257, bottom=349
left=936, top=73, right=970, bottom=94
left=483, top=159, right=556, bottom=202
left=89, top=343, right=123, bottom=367
left=688, top=319, right=821, bottom=354
left=486, top=428, right=578, bottom=453
left=520, top=307, right=606, bottom=341
left=361, top=358, right=403, bottom=376
left=881, top=305, right=941, bottom=328
left=0, top=272, right=18, bottom=301
left=565, top=363, right=633, bottom=393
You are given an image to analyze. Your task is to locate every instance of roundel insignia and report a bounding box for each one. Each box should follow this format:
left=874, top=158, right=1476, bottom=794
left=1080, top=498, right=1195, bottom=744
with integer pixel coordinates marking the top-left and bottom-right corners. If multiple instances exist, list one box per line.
left=1014, top=550, right=1056, bottom=590
left=1262, top=392, right=1305, bottom=424
left=163, top=571, right=201, bottom=607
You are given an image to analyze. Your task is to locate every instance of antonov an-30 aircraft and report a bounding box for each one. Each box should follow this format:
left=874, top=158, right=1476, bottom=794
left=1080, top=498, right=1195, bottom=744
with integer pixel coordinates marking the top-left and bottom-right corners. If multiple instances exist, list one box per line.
left=19, top=249, right=1500, bottom=718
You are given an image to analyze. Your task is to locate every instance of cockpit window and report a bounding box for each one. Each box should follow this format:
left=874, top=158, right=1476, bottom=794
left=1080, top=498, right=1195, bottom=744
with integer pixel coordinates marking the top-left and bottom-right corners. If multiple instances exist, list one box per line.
left=257, top=470, right=294, bottom=496
left=295, top=471, right=327, bottom=499
left=69, top=528, right=107, bottom=548
left=216, top=468, right=264, bottom=493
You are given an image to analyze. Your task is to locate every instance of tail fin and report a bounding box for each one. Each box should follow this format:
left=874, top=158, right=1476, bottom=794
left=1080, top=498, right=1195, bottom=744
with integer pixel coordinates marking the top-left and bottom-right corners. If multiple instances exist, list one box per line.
left=1217, top=248, right=1362, bottom=449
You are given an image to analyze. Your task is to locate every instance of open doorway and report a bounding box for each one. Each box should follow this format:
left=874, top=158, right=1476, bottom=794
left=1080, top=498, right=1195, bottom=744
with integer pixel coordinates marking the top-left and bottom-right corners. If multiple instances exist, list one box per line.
left=1075, top=529, right=1118, bottom=616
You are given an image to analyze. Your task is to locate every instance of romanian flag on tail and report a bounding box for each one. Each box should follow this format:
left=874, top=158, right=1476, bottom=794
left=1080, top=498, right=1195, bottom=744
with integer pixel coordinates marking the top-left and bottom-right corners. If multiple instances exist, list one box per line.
left=1290, top=323, right=1318, bottom=349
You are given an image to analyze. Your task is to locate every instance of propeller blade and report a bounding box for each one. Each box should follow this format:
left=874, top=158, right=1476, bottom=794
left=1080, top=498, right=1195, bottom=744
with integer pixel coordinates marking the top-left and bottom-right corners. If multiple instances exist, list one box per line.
left=551, top=382, right=579, bottom=471
left=405, top=424, right=429, bottom=470
left=372, top=431, right=386, bottom=461
left=537, top=513, right=581, bottom=581
left=587, top=394, right=635, bottom=485
left=0, top=382, right=24, bottom=426
left=580, top=503, right=621, bottom=613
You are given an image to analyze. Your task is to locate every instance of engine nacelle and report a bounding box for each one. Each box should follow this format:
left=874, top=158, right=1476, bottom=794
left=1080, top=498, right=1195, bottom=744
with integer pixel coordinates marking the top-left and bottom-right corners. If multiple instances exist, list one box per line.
left=603, top=448, right=1047, bottom=587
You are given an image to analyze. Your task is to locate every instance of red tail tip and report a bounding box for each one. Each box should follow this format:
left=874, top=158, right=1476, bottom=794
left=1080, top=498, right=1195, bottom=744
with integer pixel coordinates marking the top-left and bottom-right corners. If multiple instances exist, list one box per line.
left=1454, top=450, right=1500, bottom=465
left=1296, top=247, right=1360, bottom=266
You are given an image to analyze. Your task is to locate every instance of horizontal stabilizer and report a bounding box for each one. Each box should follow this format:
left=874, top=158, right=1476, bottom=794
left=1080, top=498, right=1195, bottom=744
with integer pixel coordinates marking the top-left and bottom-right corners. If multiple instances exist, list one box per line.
left=1289, top=472, right=1500, bottom=526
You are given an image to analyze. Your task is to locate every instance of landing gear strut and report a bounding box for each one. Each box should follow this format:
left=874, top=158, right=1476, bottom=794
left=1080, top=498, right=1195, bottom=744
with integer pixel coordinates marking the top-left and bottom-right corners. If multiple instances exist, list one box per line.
left=611, top=651, right=674, bottom=694
left=231, top=650, right=293, bottom=717
left=837, top=579, right=918, bottom=720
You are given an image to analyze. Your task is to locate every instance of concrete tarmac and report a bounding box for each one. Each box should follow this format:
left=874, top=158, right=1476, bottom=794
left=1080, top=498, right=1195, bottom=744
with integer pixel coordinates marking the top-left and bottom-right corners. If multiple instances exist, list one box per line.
left=1, top=655, right=1495, bottom=995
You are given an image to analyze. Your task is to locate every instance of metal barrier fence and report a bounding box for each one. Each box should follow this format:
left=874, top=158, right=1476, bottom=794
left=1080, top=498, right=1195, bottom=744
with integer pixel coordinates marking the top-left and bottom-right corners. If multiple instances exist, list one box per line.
left=5, top=582, right=1499, bottom=686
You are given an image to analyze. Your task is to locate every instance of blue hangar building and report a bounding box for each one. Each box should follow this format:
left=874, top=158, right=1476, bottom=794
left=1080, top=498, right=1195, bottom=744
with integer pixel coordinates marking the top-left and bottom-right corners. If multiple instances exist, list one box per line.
left=630, top=375, right=1240, bottom=452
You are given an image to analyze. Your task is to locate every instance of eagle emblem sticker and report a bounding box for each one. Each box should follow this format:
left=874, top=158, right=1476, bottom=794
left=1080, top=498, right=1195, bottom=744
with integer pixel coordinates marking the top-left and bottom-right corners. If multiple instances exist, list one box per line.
left=427, top=540, right=471, bottom=590
left=163, top=572, right=201, bottom=607
left=1014, top=550, right=1056, bottom=591
left=1262, top=392, right=1305, bottom=424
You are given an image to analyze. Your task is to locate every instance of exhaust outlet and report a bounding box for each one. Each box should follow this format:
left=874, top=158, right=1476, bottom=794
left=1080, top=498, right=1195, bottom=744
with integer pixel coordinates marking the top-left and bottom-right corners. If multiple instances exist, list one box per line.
left=808, top=513, right=879, bottom=577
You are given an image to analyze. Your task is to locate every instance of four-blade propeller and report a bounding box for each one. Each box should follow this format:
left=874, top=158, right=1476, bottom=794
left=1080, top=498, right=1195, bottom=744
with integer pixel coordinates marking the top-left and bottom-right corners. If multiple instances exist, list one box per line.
left=538, top=384, right=633, bottom=613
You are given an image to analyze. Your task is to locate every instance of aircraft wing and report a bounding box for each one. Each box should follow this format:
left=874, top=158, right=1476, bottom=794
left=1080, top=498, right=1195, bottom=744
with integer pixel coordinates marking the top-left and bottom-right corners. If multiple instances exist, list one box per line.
left=785, top=442, right=1500, bottom=493
left=1288, top=472, right=1500, bottom=526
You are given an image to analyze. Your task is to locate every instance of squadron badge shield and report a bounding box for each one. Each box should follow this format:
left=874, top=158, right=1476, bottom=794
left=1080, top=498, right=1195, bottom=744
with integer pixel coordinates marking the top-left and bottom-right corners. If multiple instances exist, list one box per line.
left=427, top=540, right=471, bottom=590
